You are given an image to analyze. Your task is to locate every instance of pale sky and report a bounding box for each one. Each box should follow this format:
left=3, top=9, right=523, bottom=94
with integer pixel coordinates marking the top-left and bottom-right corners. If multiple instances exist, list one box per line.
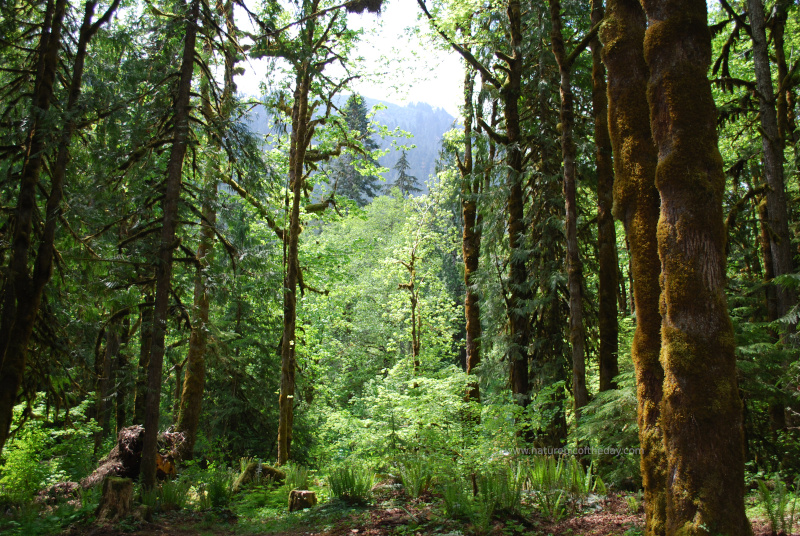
left=235, top=0, right=465, bottom=118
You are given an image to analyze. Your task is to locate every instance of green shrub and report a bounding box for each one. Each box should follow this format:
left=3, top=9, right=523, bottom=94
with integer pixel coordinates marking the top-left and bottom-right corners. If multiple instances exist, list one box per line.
left=285, top=462, right=311, bottom=490
left=757, top=476, right=799, bottom=535
left=328, top=464, right=374, bottom=504
left=441, top=474, right=474, bottom=520
left=572, top=364, right=641, bottom=489
left=159, top=478, right=190, bottom=510
left=475, top=463, right=525, bottom=516
left=397, top=456, right=434, bottom=498
left=625, top=494, right=641, bottom=514
left=202, top=468, right=234, bottom=509
left=138, top=484, right=159, bottom=509
left=527, top=456, right=602, bottom=521
left=0, top=397, right=99, bottom=504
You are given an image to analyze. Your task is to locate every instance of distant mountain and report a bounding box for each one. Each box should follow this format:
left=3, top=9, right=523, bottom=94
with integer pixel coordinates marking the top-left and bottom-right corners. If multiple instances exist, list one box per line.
left=362, top=97, right=457, bottom=191
left=244, top=96, right=458, bottom=195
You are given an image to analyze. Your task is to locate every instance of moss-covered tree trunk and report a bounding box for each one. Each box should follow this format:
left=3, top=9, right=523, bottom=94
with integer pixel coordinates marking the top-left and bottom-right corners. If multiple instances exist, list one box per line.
left=746, top=0, right=796, bottom=322
left=277, top=67, right=311, bottom=465
left=176, top=10, right=237, bottom=458
left=639, top=0, right=750, bottom=531
left=176, top=186, right=213, bottom=458
left=503, top=0, right=531, bottom=407
left=0, top=0, right=102, bottom=454
left=459, top=68, right=482, bottom=402
left=772, top=0, right=792, bottom=146
left=115, top=317, right=130, bottom=433
left=549, top=0, right=589, bottom=415
left=140, top=0, right=199, bottom=488
left=590, top=0, right=619, bottom=393
left=601, top=0, right=666, bottom=532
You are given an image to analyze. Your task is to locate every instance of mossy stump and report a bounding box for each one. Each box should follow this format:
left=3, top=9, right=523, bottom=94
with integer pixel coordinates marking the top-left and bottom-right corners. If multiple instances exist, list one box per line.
left=233, top=461, right=285, bottom=493
left=95, top=477, right=133, bottom=523
left=288, top=490, right=317, bottom=512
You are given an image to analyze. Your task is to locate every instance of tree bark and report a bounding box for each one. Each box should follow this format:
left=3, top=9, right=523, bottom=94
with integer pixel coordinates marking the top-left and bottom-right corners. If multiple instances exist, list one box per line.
left=601, top=0, right=666, bottom=532
left=549, top=0, right=588, bottom=416
left=746, top=0, right=796, bottom=322
left=176, top=11, right=237, bottom=456
left=140, top=0, right=199, bottom=488
left=277, top=66, right=311, bottom=465
left=115, top=317, right=130, bottom=434
left=590, top=0, right=619, bottom=392
left=503, top=0, right=531, bottom=408
left=639, top=0, right=751, bottom=531
left=133, top=295, right=153, bottom=425
left=99, top=320, right=122, bottom=439
left=0, top=0, right=118, bottom=454
left=772, top=0, right=791, bottom=145
left=460, top=68, right=482, bottom=402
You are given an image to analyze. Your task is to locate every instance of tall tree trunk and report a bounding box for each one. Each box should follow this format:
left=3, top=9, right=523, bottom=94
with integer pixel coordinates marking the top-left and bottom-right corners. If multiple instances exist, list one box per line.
left=503, top=0, right=531, bottom=408
left=747, top=0, right=796, bottom=322
left=549, top=0, right=589, bottom=416
left=601, top=0, right=666, bottom=532
left=176, top=11, right=237, bottom=455
left=176, top=185, right=215, bottom=459
left=277, top=68, right=311, bottom=465
left=460, top=68, right=482, bottom=402
left=133, top=295, right=153, bottom=425
left=99, top=320, right=122, bottom=438
left=140, top=0, right=199, bottom=488
left=0, top=0, right=118, bottom=454
left=772, top=0, right=791, bottom=145
left=590, top=0, right=619, bottom=392
left=639, top=0, right=750, bottom=531
left=116, top=317, right=130, bottom=433
left=413, top=0, right=528, bottom=406
left=757, top=199, right=784, bottom=430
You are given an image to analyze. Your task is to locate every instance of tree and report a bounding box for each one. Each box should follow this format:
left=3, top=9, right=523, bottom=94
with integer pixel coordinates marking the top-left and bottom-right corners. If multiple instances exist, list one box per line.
left=639, top=0, right=750, bottom=531
left=453, top=67, right=483, bottom=402
left=140, top=0, right=200, bottom=489
left=589, top=0, right=619, bottom=393
left=392, top=150, right=422, bottom=197
left=254, top=0, right=382, bottom=465
left=332, top=94, right=381, bottom=206
left=601, top=0, right=666, bottom=531
left=744, top=0, right=796, bottom=330
left=0, top=0, right=120, bottom=454
left=549, top=0, right=598, bottom=418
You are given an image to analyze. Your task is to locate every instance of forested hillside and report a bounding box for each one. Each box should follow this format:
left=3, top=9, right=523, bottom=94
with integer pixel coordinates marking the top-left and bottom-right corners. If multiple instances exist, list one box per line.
left=0, top=0, right=798, bottom=535
left=247, top=96, right=456, bottom=194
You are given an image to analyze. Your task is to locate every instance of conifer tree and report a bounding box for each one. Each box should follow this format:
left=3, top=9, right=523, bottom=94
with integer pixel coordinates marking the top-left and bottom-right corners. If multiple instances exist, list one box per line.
left=392, top=150, right=422, bottom=197
left=333, top=94, right=381, bottom=206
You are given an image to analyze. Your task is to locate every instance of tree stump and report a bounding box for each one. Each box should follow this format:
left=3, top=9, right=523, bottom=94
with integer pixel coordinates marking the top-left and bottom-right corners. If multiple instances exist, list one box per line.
left=288, top=490, right=317, bottom=512
left=95, top=477, right=133, bottom=523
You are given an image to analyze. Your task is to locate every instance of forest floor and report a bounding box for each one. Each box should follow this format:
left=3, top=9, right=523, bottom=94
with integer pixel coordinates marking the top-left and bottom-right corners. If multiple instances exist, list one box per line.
left=50, top=487, right=789, bottom=536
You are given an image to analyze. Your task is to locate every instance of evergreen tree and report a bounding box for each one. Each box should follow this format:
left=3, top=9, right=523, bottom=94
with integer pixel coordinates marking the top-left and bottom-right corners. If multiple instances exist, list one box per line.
left=391, top=150, right=422, bottom=196
left=332, top=94, right=381, bottom=206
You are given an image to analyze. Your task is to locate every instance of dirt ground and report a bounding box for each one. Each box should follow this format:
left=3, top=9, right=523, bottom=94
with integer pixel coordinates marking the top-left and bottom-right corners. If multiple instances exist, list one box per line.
left=58, top=494, right=793, bottom=536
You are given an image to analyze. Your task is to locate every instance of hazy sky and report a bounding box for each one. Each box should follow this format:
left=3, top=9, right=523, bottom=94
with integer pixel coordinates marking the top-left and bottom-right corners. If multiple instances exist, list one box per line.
left=236, top=0, right=465, bottom=117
